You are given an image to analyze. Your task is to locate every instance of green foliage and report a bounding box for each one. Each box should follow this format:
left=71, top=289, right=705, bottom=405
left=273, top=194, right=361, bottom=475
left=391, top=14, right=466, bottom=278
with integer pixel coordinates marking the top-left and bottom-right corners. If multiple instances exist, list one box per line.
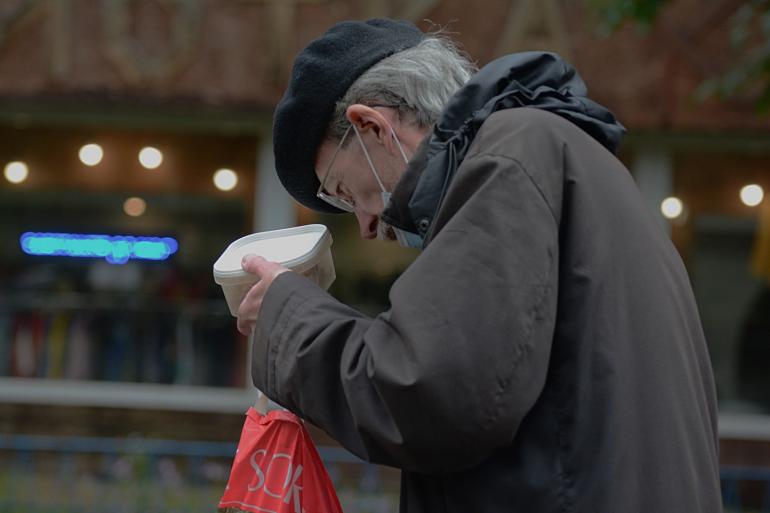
left=697, top=0, right=770, bottom=112
left=589, top=0, right=670, bottom=31
left=592, top=0, right=770, bottom=113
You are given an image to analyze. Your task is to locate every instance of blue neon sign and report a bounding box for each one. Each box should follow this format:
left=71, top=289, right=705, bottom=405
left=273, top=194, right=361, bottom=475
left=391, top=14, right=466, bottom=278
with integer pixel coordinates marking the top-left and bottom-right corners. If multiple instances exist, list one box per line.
left=20, top=232, right=179, bottom=265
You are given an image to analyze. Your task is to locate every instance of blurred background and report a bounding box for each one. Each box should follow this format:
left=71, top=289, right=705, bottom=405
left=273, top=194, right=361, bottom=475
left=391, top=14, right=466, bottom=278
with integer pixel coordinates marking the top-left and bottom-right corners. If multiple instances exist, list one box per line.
left=0, top=0, right=769, bottom=511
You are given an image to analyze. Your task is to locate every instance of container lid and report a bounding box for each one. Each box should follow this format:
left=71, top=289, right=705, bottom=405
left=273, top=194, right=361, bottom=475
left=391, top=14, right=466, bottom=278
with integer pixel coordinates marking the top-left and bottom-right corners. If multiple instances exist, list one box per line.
left=213, top=224, right=330, bottom=279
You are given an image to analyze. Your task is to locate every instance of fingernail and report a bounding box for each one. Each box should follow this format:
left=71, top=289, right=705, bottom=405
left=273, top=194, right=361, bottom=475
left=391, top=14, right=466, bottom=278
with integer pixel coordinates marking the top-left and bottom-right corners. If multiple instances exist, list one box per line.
left=242, top=253, right=255, bottom=264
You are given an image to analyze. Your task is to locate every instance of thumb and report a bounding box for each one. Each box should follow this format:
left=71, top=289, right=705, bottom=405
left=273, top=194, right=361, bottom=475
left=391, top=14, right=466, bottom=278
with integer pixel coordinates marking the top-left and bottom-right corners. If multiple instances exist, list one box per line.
left=241, top=254, right=283, bottom=277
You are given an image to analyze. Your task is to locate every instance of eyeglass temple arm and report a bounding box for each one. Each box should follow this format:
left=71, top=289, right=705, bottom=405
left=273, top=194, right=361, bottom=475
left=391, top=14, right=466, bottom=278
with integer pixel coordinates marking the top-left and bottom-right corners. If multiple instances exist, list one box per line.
left=351, top=124, right=388, bottom=193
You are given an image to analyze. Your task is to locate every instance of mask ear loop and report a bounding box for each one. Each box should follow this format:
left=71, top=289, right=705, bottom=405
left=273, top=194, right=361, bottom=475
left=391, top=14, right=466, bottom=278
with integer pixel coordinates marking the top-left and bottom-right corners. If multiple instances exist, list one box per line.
left=351, top=122, right=411, bottom=187
left=389, top=126, right=410, bottom=164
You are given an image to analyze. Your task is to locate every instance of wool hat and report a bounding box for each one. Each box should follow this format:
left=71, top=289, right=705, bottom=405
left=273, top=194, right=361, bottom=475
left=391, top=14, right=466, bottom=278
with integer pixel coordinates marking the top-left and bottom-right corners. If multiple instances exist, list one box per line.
left=272, top=19, right=425, bottom=213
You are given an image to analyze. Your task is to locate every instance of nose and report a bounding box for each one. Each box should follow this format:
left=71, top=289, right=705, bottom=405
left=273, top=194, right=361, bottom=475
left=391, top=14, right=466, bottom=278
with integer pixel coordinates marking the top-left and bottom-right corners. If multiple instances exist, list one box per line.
left=354, top=211, right=379, bottom=239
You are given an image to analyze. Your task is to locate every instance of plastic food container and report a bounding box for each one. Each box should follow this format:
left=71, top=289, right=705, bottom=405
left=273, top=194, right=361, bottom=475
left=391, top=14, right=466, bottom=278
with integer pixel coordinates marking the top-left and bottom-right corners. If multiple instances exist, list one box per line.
left=213, top=224, right=335, bottom=316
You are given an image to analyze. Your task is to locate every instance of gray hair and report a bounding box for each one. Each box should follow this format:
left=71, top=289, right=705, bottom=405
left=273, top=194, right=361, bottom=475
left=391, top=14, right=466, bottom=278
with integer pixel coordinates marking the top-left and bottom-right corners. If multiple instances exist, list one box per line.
left=327, top=32, right=476, bottom=143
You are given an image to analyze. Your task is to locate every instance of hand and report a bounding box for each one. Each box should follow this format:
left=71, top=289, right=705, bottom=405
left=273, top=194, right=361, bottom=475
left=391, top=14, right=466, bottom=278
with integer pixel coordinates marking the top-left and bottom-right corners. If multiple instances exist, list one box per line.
left=237, top=255, right=290, bottom=336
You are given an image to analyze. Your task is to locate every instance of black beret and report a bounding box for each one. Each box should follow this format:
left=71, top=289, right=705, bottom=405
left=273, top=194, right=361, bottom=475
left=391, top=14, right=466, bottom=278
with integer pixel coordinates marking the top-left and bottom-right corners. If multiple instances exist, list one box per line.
left=272, top=19, right=425, bottom=213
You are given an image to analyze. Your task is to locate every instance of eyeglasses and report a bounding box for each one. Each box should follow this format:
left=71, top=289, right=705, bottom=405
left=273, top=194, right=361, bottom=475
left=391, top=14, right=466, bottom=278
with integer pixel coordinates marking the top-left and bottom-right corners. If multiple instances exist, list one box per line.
left=316, top=124, right=356, bottom=213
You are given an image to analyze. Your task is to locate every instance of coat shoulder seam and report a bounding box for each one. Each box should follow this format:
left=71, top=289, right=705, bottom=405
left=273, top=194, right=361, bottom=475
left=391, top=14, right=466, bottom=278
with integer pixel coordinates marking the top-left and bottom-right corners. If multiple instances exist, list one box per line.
left=460, top=152, right=559, bottom=226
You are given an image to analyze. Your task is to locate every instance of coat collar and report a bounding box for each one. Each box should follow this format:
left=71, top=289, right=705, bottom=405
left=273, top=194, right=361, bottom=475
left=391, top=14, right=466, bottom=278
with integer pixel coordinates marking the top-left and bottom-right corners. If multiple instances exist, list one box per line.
left=381, top=51, right=626, bottom=239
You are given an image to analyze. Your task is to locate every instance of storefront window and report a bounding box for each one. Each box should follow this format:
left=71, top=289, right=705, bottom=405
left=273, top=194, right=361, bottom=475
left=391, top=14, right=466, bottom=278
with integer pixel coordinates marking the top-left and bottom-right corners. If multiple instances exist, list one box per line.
left=0, top=125, right=257, bottom=390
left=671, top=153, right=770, bottom=414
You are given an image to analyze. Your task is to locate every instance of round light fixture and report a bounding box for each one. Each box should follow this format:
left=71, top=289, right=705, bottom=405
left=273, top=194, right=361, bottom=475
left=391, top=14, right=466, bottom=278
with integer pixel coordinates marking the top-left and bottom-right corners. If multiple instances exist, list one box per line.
left=4, top=161, right=29, bottom=184
left=79, top=143, right=104, bottom=166
left=660, top=196, right=684, bottom=220
left=213, top=168, right=238, bottom=191
left=123, top=197, right=147, bottom=217
left=740, top=184, right=764, bottom=207
left=138, top=147, right=163, bottom=169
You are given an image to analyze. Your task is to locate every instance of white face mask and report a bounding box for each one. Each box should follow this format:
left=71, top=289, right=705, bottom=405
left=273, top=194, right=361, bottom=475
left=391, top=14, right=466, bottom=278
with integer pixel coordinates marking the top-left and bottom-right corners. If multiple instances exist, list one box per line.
left=351, top=124, right=425, bottom=249
left=379, top=191, right=425, bottom=249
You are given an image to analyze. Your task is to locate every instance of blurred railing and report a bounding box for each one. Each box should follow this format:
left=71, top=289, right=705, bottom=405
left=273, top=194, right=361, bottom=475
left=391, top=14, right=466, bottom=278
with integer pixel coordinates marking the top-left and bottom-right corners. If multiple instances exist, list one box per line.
left=2, top=433, right=766, bottom=512
left=0, top=434, right=398, bottom=513
left=722, top=466, right=770, bottom=513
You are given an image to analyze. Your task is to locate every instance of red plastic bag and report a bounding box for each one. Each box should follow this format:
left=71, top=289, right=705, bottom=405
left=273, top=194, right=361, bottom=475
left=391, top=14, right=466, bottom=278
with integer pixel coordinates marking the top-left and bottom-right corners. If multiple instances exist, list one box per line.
left=219, top=408, right=344, bottom=513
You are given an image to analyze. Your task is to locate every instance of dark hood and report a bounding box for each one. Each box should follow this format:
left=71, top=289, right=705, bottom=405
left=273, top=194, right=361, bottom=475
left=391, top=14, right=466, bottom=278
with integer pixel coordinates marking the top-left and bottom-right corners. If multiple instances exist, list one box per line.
left=381, top=51, right=626, bottom=236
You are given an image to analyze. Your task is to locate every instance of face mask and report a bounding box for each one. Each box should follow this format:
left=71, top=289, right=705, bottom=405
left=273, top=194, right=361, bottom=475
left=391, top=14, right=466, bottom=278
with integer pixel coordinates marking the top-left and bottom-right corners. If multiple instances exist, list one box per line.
left=381, top=191, right=425, bottom=249
left=352, top=124, right=425, bottom=249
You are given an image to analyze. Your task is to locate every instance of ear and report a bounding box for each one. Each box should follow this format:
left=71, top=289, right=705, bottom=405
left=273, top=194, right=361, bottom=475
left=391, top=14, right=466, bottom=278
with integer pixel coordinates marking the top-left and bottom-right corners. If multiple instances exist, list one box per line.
left=346, top=104, right=394, bottom=149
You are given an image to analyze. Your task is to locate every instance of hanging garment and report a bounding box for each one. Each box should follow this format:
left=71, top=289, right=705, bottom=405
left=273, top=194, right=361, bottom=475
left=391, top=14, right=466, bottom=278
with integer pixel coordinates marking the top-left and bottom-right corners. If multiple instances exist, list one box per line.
left=46, top=313, right=70, bottom=379
left=65, top=314, right=93, bottom=380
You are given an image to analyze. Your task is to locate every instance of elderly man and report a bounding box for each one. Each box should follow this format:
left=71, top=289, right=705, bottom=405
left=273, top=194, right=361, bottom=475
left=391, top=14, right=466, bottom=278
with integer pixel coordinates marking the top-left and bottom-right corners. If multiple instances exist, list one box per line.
left=237, top=18, right=723, bottom=513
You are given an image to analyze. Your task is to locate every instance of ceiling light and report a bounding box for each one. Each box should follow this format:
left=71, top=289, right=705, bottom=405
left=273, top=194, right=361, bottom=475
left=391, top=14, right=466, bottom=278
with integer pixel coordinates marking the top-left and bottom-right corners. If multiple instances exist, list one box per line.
left=740, top=184, right=764, bottom=207
left=79, top=143, right=104, bottom=166
left=138, top=147, right=163, bottom=169
left=213, top=168, right=238, bottom=191
left=4, top=161, right=29, bottom=184
left=661, top=196, right=683, bottom=219
left=123, top=197, right=147, bottom=217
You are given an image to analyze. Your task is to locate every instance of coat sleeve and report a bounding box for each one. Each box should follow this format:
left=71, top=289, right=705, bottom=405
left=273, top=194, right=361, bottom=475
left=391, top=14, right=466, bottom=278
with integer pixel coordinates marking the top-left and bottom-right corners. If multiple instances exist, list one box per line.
left=251, top=153, right=559, bottom=475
